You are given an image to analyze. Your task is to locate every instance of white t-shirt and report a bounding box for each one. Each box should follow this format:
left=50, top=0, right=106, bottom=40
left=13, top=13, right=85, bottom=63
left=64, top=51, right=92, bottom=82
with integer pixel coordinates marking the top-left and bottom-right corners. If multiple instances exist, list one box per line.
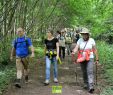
left=77, top=38, right=96, bottom=58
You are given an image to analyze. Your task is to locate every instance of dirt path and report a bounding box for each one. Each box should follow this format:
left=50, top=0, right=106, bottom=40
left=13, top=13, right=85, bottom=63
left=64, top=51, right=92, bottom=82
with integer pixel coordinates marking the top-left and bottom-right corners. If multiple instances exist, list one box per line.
left=3, top=55, right=101, bottom=95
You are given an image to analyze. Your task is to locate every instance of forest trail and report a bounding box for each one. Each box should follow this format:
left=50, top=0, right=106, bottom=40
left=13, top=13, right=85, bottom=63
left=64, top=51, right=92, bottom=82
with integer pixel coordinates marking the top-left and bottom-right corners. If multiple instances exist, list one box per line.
left=2, top=54, right=102, bottom=95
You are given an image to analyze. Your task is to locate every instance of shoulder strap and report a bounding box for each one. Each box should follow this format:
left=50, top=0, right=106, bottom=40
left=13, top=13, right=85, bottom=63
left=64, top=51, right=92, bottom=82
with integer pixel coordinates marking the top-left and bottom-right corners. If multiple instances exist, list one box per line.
left=82, top=41, right=88, bottom=53
left=15, top=36, right=29, bottom=49
left=24, top=36, right=29, bottom=46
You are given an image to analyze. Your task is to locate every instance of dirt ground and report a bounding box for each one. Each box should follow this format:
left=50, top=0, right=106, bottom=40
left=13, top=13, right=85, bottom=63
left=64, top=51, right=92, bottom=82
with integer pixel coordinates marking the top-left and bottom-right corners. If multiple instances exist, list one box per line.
left=2, top=54, right=102, bottom=95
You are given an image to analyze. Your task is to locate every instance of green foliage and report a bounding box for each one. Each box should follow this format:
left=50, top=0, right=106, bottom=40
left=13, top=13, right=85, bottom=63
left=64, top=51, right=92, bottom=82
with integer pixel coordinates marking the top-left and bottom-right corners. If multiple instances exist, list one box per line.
left=0, top=65, right=16, bottom=94
left=97, top=41, right=113, bottom=94
left=0, top=39, right=11, bottom=65
left=60, top=0, right=113, bottom=37
left=34, top=46, right=44, bottom=58
left=96, top=41, right=113, bottom=65
left=104, top=69, right=113, bottom=83
left=100, top=87, right=113, bottom=95
left=96, top=32, right=113, bottom=44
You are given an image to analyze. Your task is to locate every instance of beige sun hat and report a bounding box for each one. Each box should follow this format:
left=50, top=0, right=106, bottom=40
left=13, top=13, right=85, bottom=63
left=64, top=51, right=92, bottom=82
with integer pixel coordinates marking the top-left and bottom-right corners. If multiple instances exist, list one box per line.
left=80, top=27, right=90, bottom=34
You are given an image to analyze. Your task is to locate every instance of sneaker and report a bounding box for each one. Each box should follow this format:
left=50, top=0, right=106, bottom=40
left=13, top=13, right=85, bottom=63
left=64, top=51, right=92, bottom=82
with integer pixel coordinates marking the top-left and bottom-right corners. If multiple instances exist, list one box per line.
left=14, top=79, right=21, bottom=88
left=89, top=88, right=94, bottom=93
left=44, top=80, right=49, bottom=86
left=54, top=78, right=58, bottom=83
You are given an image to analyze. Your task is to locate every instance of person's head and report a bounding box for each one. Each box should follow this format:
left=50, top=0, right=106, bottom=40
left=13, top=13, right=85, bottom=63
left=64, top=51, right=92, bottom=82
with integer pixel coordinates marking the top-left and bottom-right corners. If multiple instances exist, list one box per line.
left=16, top=27, right=25, bottom=37
left=76, top=29, right=80, bottom=33
left=57, top=30, right=60, bottom=35
left=80, top=28, right=90, bottom=41
left=46, top=29, right=54, bottom=38
left=61, top=30, right=65, bottom=36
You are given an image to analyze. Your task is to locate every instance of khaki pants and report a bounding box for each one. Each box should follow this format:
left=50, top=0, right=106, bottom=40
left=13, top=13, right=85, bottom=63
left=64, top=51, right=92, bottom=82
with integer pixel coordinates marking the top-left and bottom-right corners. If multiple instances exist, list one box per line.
left=16, top=57, right=29, bottom=79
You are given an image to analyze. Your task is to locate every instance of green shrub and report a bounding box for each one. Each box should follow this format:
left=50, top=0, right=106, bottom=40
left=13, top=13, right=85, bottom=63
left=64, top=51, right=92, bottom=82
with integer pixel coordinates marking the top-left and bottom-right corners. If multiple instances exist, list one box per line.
left=0, top=64, right=16, bottom=94
left=97, top=41, right=113, bottom=94
left=96, top=41, right=113, bottom=65
left=34, top=46, right=44, bottom=58
left=100, top=87, right=113, bottom=95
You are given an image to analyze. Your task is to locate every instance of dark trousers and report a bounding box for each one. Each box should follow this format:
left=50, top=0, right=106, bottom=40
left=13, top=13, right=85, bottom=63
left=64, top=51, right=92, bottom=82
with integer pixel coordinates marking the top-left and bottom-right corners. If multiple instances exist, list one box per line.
left=59, top=46, right=65, bottom=59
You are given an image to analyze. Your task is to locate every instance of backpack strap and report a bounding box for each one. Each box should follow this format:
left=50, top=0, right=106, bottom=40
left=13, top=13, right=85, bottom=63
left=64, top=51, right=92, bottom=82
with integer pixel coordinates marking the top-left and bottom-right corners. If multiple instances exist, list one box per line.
left=14, top=36, right=29, bottom=49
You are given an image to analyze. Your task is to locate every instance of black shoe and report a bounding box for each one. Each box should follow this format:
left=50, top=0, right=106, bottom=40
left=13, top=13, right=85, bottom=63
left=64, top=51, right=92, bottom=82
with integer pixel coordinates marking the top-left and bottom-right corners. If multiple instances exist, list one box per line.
left=89, top=88, right=94, bottom=93
left=14, top=79, right=21, bottom=88
left=25, top=75, right=29, bottom=83
left=44, top=83, right=49, bottom=86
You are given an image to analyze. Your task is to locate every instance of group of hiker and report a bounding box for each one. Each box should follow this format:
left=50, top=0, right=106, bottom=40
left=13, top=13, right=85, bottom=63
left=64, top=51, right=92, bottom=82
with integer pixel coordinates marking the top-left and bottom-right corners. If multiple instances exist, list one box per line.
left=56, top=28, right=80, bottom=59
left=10, top=27, right=99, bottom=94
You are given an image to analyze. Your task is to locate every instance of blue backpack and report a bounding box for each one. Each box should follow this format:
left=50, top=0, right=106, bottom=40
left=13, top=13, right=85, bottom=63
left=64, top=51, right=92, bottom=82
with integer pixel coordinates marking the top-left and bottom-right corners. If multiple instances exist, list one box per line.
left=13, top=37, right=31, bottom=56
left=14, top=37, right=29, bottom=49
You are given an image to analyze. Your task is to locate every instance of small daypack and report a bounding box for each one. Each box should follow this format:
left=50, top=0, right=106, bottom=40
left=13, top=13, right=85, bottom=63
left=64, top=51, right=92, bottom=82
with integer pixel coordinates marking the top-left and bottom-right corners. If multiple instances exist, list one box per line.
left=65, top=34, right=72, bottom=44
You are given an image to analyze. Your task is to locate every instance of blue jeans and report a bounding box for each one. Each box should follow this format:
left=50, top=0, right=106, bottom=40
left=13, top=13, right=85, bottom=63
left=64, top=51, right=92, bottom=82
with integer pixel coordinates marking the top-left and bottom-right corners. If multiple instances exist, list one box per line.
left=45, top=56, right=58, bottom=80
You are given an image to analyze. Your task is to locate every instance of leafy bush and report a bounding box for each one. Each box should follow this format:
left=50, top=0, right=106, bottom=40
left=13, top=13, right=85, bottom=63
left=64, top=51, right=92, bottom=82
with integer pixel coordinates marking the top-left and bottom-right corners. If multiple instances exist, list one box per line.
left=34, top=46, right=44, bottom=58
left=0, top=39, right=11, bottom=66
left=97, top=41, right=113, bottom=94
left=100, top=87, right=113, bottom=95
left=96, top=41, right=113, bottom=65
left=96, top=32, right=113, bottom=44
left=0, top=64, right=16, bottom=94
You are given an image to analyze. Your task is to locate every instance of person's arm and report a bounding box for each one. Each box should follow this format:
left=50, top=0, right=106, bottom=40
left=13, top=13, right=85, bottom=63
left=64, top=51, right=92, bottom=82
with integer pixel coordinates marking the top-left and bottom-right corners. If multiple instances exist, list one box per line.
left=30, top=45, right=35, bottom=57
left=44, top=45, right=47, bottom=55
left=28, top=38, right=35, bottom=57
left=56, top=42, right=59, bottom=59
left=10, top=40, right=16, bottom=60
left=10, top=47, right=15, bottom=60
left=72, top=44, right=79, bottom=54
left=93, top=45, right=99, bottom=63
left=44, top=39, right=47, bottom=55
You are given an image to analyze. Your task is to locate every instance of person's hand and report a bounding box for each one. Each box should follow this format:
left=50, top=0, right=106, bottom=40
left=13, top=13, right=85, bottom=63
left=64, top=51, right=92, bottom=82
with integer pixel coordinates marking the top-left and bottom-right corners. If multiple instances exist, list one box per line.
left=31, top=52, right=35, bottom=58
left=71, top=53, right=75, bottom=61
left=71, top=51, right=75, bottom=55
left=95, top=60, right=101, bottom=67
left=95, top=60, right=99, bottom=64
left=56, top=55, right=59, bottom=60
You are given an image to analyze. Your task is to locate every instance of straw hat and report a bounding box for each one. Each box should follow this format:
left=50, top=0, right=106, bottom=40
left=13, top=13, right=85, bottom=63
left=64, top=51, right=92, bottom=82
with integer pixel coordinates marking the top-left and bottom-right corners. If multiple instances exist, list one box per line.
left=80, top=27, right=90, bottom=34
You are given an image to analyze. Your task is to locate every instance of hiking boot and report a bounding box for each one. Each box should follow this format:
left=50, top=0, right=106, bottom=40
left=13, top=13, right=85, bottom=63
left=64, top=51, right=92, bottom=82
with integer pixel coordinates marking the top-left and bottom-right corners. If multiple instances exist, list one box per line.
left=54, top=78, right=58, bottom=83
left=14, top=79, right=21, bottom=88
left=44, top=80, right=49, bottom=86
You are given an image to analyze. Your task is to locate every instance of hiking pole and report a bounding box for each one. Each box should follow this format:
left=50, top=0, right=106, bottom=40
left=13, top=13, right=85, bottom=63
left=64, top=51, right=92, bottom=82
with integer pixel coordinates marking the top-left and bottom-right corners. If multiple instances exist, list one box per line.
left=71, top=54, right=78, bottom=84
left=95, top=61, right=98, bottom=85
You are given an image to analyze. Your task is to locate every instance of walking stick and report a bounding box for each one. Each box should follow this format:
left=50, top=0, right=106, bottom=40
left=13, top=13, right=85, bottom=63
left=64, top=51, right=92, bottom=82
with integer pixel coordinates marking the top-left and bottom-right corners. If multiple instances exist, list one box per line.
left=95, top=62, right=98, bottom=85
left=71, top=54, right=78, bottom=84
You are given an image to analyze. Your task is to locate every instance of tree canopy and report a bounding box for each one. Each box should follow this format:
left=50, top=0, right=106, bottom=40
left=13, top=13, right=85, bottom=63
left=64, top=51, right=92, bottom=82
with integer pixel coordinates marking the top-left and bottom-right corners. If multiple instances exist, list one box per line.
left=0, top=0, right=113, bottom=40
